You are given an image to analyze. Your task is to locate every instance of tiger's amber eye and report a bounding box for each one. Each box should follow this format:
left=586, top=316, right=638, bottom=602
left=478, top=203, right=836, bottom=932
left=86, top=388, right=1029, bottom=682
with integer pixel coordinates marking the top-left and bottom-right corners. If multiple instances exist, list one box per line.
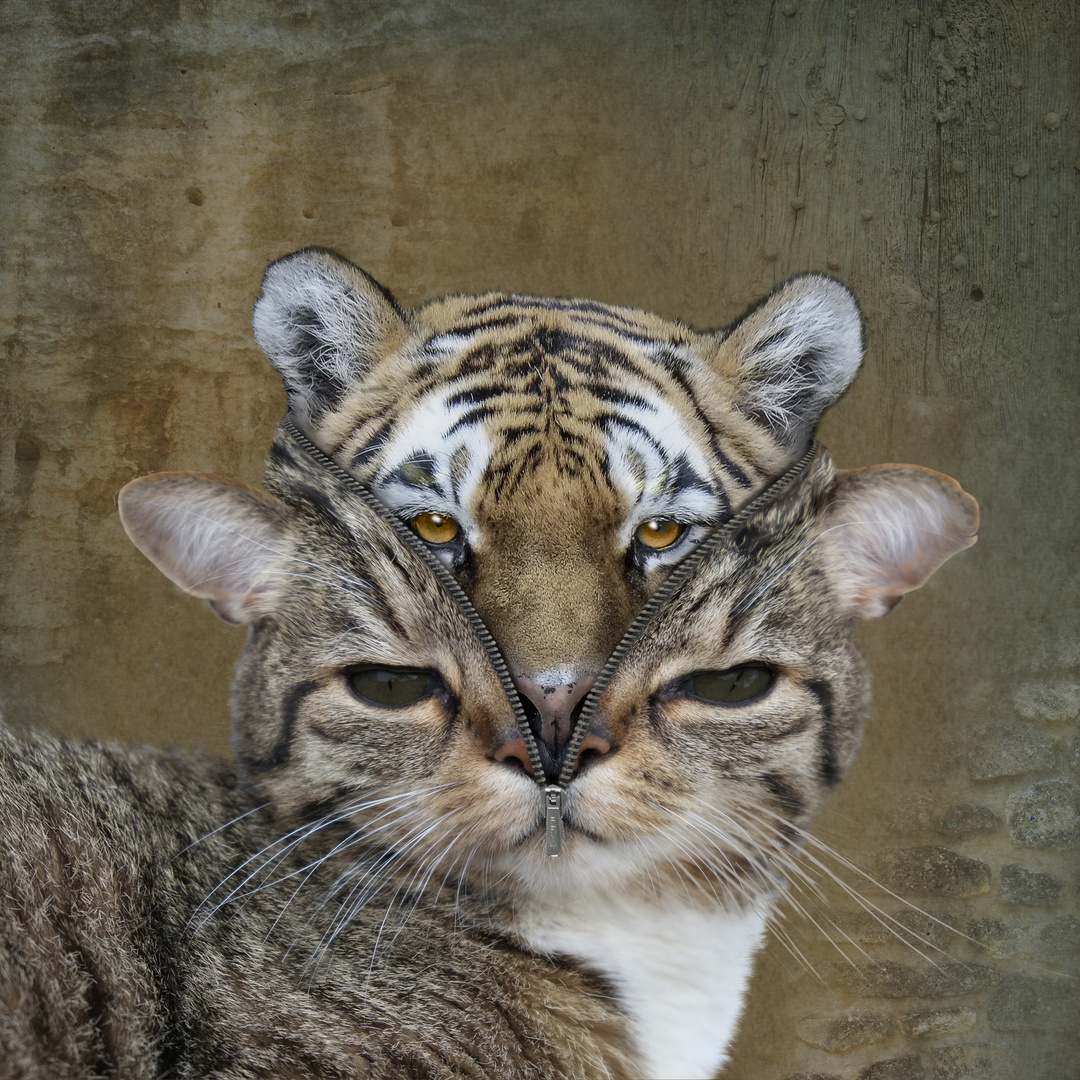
left=411, top=511, right=459, bottom=544
left=636, top=519, right=684, bottom=550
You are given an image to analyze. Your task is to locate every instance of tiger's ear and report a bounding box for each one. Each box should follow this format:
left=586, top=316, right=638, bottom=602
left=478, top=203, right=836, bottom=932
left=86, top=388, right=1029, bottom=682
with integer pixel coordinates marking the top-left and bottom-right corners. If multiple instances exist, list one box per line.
left=253, top=248, right=409, bottom=421
left=819, top=465, right=979, bottom=619
left=119, top=473, right=295, bottom=625
left=719, top=275, right=863, bottom=451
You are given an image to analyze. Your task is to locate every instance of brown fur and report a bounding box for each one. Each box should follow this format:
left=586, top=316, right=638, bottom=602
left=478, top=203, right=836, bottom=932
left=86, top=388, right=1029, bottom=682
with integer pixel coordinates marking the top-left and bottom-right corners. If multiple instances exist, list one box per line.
left=0, top=727, right=638, bottom=1079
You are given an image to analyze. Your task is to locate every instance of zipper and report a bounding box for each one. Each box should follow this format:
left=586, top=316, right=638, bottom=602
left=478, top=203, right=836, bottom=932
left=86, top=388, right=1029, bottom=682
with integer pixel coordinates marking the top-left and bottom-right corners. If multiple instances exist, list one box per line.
left=283, top=417, right=818, bottom=857
left=552, top=439, right=820, bottom=793
left=284, top=419, right=544, bottom=783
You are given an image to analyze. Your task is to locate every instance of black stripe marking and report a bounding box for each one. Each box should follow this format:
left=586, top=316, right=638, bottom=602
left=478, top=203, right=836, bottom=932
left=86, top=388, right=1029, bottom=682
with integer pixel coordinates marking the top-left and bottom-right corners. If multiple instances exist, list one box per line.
left=455, top=294, right=655, bottom=338
left=444, top=384, right=511, bottom=407
left=425, top=313, right=525, bottom=340
left=806, top=679, right=839, bottom=787
left=253, top=680, right=320, bottom=771
left=669, top=454, right=712, bottom=495
left=762, top=771, right=805, bottom=821
left=351, top=420, right=394, bottom=470
left=445, top=404, right=500, bottom=435
left=602, top=412, right=666, bottom=454
left=284, top=477, right=347, bottom=527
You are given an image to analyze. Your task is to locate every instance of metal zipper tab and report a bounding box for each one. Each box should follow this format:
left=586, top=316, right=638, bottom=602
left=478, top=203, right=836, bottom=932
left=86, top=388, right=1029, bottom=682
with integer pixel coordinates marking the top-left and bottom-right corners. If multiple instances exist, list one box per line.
left=544, top=786, right=565, bottom=857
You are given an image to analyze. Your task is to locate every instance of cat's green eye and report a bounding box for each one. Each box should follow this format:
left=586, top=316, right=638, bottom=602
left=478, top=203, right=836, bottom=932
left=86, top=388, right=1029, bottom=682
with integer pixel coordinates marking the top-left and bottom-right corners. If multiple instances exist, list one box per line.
left=683, top=666, right=774, bottom=705
left=347, top=667, right=439, bottom=708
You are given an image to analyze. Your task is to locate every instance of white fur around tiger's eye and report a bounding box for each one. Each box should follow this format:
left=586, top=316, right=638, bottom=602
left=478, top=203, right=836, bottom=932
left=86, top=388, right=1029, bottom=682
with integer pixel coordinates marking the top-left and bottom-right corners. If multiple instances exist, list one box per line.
left=637, top=519, right=684, bottom=550
left=411, top=511, right=459, bottom=544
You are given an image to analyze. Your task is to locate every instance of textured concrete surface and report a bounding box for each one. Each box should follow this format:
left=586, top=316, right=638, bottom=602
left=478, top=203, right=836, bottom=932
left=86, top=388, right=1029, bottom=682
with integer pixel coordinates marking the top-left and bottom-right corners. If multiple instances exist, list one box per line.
left=1, top=1, right=1077, bottom=1077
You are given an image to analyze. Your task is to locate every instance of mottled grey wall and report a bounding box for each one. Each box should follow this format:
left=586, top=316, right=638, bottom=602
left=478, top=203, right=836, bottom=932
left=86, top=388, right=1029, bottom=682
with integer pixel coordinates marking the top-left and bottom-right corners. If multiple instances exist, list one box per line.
left=1, top=2, right=1076, bottom=1077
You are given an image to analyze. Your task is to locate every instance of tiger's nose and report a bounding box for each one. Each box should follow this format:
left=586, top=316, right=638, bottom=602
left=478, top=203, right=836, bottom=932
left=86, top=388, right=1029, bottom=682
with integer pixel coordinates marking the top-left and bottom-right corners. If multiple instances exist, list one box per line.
left=494, top=673, right=611, bottom=780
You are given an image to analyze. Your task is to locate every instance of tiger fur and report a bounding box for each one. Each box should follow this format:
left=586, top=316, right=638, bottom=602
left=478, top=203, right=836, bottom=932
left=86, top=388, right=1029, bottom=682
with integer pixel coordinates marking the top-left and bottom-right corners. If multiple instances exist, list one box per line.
left=0, top=253, right=978, bottom=1079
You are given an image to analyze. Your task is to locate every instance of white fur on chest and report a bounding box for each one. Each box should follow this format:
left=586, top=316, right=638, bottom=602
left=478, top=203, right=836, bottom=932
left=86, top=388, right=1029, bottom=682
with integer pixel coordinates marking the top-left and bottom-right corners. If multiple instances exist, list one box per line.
left=517, top=894, right=767, bottom=1080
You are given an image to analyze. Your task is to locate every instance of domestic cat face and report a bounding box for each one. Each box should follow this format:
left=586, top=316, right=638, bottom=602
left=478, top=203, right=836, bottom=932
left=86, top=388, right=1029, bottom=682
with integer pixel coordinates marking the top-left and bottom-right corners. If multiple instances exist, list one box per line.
left=119, top=418, right=976, bottom=910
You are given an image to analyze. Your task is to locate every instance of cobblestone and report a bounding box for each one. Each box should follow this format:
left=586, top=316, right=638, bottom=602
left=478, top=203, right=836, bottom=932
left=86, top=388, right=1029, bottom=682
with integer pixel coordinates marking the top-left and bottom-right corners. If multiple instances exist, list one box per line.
left=900, top=1007, right=976, bottom=1038
left=1013, top=680, right=1080, bottom=722
left=998, top=862, right=1063, bottom=905
left=966, top=918, right=1021, bottom=959
left=843, top=909, right=957, bottom=949
left=858, top=1055, right=925, bottom=1080
left=831, top=961, right=1001, bottom=999
left=1005, top=779, right=1080, bottom=847
left=1032, top=914, right=1080, bottom=965
left=917, top=963, right=1001, bottom=997
left=796, top=1010, right=893, bottom=1052
left=932, top=1045, right=995, bottom=1079
left=890, top=908, right=958, bottom=951
left=968, top=724, right=1055, bottom=780
left=876, top=846, right=991, bottom=897
left=966, top=917, right=1009, bottom=944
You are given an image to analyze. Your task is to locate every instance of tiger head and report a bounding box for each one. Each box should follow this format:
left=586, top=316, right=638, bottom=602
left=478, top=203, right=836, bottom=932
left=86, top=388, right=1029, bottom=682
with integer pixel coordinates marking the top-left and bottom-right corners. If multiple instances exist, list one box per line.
left=250, top=249, right=864, bottom=776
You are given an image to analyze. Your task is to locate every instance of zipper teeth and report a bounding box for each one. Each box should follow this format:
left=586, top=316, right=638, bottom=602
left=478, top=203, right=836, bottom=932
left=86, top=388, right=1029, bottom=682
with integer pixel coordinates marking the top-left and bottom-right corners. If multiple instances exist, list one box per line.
left=554, top=439, right=821, bottom=788
left=285, top=417, right=818, bottom=796
left=282, top=418, right=546, bottom=783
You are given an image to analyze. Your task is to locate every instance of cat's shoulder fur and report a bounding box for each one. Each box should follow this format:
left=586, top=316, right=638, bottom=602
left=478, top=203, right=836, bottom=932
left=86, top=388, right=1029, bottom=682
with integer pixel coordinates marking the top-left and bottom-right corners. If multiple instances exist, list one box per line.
left=0, top=723, right=640, bottom=1079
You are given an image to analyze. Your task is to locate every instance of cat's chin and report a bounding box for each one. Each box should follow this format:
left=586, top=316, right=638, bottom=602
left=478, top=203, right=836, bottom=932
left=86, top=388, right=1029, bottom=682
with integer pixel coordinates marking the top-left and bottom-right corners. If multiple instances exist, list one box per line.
left=480, top=825, right=762, bottom=914
left=486, top=837, right=656, bottom=904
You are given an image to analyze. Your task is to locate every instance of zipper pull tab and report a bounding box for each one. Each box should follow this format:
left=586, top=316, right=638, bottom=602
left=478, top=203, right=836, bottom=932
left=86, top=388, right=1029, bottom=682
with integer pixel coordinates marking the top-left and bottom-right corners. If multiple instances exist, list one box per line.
left=544, top=785, right=564, bottom=857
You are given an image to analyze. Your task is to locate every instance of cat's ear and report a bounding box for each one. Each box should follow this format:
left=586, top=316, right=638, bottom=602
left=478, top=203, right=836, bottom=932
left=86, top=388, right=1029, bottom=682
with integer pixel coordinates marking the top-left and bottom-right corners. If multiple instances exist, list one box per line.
left=820, top=465, right=979, bottom=619
left=253, top=248, right=409, bottom=421
left=119, top=473, right=295, bottom=625
left=718, top=275, right=863, bottom=451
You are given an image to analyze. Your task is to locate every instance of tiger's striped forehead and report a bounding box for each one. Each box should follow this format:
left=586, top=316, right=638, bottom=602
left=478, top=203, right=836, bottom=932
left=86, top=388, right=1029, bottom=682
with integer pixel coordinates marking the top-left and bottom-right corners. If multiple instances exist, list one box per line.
left=327, top=295, right=764, bottom=539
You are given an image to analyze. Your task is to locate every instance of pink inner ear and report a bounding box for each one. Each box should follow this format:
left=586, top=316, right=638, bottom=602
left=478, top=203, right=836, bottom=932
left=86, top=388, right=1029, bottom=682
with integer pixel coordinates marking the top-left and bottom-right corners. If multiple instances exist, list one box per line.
left=822, top=465, right=979, bottom=620
left=118, top=472, right=293, bottom=625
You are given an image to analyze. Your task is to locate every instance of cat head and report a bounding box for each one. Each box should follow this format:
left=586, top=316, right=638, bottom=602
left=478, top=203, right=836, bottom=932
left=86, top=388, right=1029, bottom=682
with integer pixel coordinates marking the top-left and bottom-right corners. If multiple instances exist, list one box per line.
left=119, top=426, right=977, bottom=906
left=249, top=251, right=866, bottom=762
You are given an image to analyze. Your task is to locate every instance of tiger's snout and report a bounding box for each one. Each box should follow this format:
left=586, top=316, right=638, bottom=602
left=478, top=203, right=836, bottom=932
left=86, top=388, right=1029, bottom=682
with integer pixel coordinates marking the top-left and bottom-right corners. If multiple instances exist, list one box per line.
left=491, top=672, right=611, bottom=780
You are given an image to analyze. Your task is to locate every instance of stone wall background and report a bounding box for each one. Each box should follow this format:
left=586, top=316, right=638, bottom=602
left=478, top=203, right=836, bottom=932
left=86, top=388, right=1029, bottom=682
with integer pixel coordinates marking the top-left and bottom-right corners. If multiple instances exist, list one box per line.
left=1, top=1, right=1076, bottom=1077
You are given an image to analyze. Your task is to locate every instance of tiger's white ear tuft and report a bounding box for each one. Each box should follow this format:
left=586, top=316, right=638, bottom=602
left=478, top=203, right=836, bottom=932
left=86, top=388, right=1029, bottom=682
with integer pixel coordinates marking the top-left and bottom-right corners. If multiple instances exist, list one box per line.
left=253, top=248, right=408, bottom=422
left=721, top=275, right=864, bottom=451
left=820, top=465, right=979, bottom=619
left=119, top=473, right=295, bottom=625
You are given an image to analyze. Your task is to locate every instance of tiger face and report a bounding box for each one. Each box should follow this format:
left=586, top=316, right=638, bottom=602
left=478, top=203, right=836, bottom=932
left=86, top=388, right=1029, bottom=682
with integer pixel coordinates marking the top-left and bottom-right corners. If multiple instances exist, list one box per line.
left=252, top=249, right=864, bottom=774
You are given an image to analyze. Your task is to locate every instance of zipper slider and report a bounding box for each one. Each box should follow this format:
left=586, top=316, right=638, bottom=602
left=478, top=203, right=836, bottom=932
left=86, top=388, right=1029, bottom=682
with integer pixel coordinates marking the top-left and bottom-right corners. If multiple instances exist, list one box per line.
left=544, top=785, right=564, bottom=857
